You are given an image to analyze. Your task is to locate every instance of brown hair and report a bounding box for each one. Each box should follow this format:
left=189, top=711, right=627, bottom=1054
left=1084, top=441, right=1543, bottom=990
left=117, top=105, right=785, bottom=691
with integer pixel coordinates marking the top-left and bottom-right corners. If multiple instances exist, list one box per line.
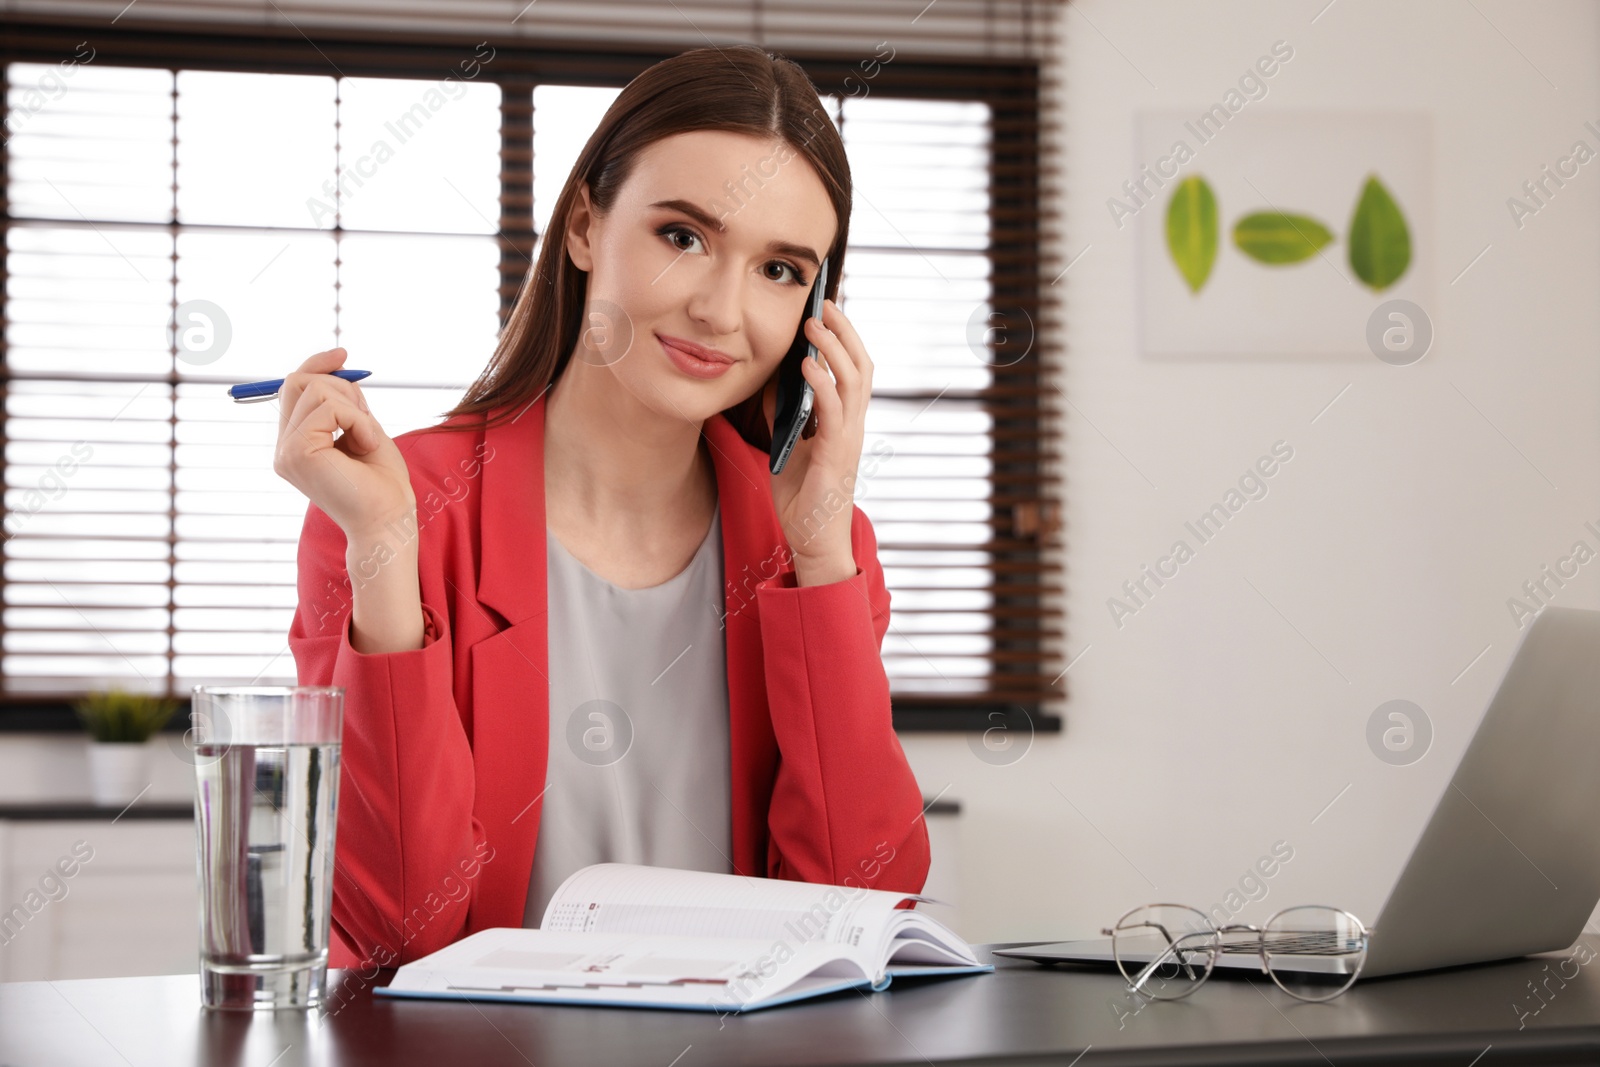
left=424, top=44, right=850, bottom=451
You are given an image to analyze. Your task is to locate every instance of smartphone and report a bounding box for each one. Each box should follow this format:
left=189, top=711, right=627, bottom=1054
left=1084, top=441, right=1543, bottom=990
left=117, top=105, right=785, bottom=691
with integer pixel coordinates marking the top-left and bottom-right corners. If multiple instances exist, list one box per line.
left=770, top=257, right=830, bottom=475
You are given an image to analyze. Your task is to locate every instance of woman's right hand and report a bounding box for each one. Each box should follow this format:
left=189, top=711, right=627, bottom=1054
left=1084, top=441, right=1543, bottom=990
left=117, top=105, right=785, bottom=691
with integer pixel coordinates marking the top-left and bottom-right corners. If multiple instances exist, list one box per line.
left=273, top=347, right=415, bottom=538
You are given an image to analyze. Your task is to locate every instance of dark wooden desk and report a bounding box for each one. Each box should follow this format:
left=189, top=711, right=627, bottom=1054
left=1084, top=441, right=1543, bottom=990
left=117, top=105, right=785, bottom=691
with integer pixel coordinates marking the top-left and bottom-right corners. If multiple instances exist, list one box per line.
left=5, top=941, right=1600, bottom=1066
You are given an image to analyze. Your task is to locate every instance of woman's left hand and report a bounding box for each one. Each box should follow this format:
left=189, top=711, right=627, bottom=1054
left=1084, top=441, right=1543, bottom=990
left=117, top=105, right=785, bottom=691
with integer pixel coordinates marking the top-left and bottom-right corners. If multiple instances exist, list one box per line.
left=769, top=298, right=873, bottom=587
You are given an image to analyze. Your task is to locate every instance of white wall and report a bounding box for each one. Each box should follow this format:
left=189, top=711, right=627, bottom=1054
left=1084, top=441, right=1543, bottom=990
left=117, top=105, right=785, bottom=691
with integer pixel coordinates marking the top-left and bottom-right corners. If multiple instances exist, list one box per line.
left=900, top=0, right=1600, bottom=944
left=0, top=736, right=193, bottom=806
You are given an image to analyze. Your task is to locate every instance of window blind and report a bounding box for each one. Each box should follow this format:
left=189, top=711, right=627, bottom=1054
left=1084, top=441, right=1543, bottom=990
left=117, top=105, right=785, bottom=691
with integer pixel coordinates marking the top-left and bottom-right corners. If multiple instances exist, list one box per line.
left=0, top=3, right=1063, bottom=728
left=0, top=1, right=1046, bottom=62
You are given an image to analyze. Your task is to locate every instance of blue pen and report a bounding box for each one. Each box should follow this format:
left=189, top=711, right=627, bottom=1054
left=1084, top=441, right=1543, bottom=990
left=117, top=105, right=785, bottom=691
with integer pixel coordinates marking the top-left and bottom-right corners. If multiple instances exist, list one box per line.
left=228, top=369, right=372, bottom=402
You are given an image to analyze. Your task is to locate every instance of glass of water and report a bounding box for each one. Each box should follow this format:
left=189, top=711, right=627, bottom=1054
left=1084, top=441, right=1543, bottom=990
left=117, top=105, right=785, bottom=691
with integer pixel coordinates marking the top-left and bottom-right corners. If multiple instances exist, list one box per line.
left=190, top=685, right=343, bottom=1010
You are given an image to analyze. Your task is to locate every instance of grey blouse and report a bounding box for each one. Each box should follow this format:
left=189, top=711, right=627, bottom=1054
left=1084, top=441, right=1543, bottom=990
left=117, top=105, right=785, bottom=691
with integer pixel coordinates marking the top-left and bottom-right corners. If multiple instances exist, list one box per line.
left=521, top=501, right=735, bottom=927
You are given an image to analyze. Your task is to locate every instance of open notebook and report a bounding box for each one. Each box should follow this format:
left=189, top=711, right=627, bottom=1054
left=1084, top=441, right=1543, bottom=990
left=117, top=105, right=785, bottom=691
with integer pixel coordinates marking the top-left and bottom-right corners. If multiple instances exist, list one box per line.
left=375, top=862, right=992, bottom=1012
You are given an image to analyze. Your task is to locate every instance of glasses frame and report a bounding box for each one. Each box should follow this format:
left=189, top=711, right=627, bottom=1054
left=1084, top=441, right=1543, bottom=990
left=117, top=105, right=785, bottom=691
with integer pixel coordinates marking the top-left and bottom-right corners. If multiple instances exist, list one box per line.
left=1103, top=902, right=1371, bottom=1003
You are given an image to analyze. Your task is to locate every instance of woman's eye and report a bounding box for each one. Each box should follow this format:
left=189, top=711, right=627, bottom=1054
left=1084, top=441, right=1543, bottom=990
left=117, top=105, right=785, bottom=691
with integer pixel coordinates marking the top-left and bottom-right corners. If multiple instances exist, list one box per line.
left=765, top=261, right=805, bottom=286
left=659, top=224, right=705, bottom=254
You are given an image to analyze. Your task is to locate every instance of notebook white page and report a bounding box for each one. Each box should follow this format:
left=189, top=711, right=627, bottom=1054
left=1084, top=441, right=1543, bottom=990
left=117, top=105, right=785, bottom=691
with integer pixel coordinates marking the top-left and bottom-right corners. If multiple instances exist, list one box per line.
left=539, top=862, right=934, bottom=949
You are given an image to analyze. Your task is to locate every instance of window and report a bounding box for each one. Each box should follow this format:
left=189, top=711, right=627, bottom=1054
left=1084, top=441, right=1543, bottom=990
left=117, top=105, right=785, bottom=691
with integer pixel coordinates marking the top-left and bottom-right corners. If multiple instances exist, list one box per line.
left=3, top=63, right=501, bottom=697
left=0, top=7, right=1061, bottom=730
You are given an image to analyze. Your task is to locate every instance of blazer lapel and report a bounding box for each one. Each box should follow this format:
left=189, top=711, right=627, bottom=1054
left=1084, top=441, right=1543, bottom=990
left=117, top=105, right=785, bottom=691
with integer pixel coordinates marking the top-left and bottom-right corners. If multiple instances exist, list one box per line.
left=702, top=415, right=783, bottom=879
left=467, top=397, right=549, bottom=928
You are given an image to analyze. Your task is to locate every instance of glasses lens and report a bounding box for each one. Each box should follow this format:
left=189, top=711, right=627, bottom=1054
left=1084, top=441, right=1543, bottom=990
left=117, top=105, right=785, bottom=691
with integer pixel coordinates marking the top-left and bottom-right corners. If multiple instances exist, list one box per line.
left=1111, top=905, right=1219, bottom=1000
left=1263, top=906, right=1367, bottom=1002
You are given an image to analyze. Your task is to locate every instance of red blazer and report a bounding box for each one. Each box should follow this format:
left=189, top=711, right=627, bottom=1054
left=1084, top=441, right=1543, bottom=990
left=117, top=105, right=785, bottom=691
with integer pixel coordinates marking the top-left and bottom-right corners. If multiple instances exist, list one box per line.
left=288, top=393, right=931, bottom=967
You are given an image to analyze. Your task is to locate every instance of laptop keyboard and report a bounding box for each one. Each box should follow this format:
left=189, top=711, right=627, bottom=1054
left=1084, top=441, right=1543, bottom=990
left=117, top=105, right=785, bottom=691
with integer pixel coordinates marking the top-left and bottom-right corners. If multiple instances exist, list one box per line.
left=1219, top=932, right=1353, bottom=956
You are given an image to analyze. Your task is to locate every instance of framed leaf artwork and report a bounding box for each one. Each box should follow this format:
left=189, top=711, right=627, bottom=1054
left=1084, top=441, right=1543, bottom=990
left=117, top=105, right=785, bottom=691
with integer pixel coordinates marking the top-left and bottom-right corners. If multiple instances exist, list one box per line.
left=1127, top=111, right=1433, bottom=358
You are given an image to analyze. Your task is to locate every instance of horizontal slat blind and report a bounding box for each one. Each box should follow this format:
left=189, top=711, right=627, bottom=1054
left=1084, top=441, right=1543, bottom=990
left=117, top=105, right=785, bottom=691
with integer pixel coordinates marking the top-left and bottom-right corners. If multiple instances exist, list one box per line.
left=0, top=3, right=1063, bottom=718
left=0, top=1, right=1046, bottom=61
left=842, top=95, right=998, bottom=695
left=2, top=60, right=502, bottom=695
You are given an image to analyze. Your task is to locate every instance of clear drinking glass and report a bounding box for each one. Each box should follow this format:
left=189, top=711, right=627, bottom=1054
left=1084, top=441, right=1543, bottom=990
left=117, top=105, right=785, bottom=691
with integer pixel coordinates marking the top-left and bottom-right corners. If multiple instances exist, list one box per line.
left=190, top=685, right=343, bottom=1010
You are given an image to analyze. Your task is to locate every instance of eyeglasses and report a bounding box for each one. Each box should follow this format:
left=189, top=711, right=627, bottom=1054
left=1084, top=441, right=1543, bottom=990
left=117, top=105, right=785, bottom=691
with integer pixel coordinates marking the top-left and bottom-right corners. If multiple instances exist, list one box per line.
left=1104, top=903, right=1370, bottom=1003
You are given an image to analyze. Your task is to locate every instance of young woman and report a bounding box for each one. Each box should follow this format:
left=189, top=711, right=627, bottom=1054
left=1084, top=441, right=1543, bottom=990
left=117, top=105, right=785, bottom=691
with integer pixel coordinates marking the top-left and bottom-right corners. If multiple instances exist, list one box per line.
left=281, top=44, right=930, bottom=969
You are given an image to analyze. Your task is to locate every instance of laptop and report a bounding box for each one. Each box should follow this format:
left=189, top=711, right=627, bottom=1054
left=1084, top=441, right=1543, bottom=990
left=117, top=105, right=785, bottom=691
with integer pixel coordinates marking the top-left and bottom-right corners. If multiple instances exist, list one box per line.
left=995, top=605, right=1600, bottom=979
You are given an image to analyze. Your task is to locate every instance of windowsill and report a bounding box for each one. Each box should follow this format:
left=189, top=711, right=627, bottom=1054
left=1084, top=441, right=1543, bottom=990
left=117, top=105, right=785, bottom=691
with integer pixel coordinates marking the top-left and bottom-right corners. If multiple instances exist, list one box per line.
left=892, top=706, right=1063, bottom=733
left=0, top=701, right=1063, bottom=735
left=0, top=701, right=195, bottom=734
left=0, top=802, right=193, bottom=821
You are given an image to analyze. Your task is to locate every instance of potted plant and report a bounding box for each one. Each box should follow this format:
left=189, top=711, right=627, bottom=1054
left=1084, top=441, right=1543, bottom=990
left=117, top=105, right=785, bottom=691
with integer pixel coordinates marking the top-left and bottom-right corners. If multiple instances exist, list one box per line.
left=73, top=688, right=179, bottom=805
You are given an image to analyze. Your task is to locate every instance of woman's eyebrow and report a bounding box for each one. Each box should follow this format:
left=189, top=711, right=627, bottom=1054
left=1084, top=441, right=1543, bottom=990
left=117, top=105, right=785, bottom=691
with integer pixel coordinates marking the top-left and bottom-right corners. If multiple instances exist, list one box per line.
left=650, top=198, right=821, bottom=269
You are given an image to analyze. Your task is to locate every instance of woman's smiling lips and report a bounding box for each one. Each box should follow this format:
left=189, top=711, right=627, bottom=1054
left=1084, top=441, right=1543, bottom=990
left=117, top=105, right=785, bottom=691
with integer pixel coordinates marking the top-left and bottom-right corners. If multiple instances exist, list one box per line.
left=657, top=332, right=738, bottom=379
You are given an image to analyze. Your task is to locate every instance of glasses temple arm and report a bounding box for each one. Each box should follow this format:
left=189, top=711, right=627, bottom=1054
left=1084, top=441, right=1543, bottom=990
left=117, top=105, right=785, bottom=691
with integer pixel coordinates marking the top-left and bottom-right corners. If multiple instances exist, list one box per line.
left=1128, top=931, right=1212, bottom=992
